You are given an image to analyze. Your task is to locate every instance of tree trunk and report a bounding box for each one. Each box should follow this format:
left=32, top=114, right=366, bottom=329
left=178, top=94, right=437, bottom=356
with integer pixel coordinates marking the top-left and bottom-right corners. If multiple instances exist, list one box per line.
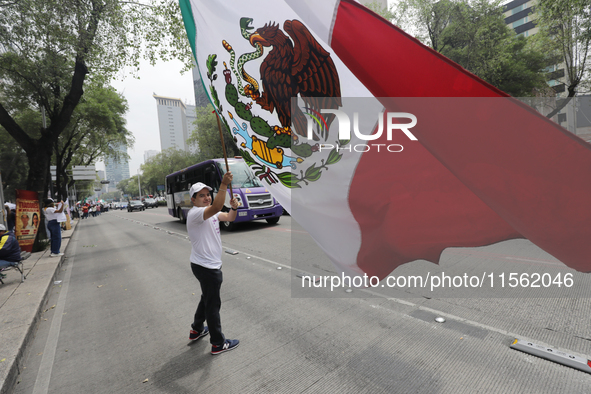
left=24, top=137, right=53, bottom=252
left=546, top=85, right=577, bottom=119
left=25, top=137, right=53, bottom=197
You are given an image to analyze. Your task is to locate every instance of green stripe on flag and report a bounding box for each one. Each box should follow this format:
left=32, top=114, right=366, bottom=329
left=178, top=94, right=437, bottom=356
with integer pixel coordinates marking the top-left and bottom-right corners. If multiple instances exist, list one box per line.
left=178, top=0, right=215, bottom=109
left=178, top=0, right=197, bottom=59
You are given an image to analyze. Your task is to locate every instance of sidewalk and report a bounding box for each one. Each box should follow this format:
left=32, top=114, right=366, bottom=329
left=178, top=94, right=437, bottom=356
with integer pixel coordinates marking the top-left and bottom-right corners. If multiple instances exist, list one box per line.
left=0, top=220, right=78, bottom=394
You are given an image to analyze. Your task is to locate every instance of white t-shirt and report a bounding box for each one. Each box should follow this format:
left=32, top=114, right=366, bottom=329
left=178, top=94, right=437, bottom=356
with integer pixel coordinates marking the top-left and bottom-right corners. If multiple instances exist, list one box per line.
left=44, top=207, right=59, bottom=221
left=57, top=200, right=68, bottom=223
left=187, top=206, right=222, bottom=269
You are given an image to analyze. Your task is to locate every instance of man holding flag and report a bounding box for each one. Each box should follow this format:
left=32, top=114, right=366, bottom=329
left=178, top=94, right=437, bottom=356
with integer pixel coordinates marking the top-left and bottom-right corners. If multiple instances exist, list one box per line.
left=178, top=0, right=591, bottom=286
left=187, top=172, right=241, bottom=355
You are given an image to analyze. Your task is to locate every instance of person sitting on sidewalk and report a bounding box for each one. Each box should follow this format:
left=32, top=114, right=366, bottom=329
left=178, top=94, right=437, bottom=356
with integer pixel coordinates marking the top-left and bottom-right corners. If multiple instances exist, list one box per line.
left=0, top=224, right=22, bottom=279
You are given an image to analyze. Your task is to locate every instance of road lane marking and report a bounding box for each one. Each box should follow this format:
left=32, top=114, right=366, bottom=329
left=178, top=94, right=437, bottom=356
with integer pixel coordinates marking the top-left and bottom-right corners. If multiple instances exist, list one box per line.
left=32, top=238, right=76, bottom=394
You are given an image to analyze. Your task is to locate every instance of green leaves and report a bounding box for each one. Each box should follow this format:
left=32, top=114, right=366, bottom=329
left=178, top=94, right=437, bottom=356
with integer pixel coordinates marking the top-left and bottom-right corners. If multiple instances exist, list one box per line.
left=206, top=54, right=218, bottom=81
left=210, top=86, right=220, bottom=109
left=139, top=148, right=196, bottom=195
left=536, top=0, right=591, bottom=107
left=0, top=0, right=195, bottom=195
left=277, top=172, right=301, bottom=188
left=304, top=163, right=322, bottom=182
left=240, top=149, right=257, bottom=166
left=395, top=0, right=554, bottom=97
left=325, top=148, right=342, bottom=166
left=185, top=104, right=239, bottom=161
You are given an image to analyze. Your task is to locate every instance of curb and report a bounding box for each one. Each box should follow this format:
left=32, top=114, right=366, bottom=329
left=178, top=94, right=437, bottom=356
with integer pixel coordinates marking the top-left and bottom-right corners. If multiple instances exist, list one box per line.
left=0, top=220, right=79, bottom=394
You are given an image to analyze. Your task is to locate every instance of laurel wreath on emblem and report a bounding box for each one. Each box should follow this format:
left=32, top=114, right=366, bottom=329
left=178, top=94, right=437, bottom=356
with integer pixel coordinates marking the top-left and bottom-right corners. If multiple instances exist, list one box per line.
left=204, top=17, right=349, bottom=188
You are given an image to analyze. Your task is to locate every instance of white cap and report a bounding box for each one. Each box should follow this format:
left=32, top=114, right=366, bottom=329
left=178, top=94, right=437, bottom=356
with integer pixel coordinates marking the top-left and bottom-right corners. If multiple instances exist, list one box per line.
left=0, top=224, right=6, bottom=231
left=189, top=182, right=212, bottom=197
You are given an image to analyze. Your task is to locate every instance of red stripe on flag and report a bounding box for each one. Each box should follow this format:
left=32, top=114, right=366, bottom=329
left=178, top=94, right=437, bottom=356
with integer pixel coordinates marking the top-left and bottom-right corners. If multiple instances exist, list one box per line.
left=347, top=112, right=521, bottom=279
left=332, top=0, right=591, bottom=277
left=332, top=0, right=507, bottom=98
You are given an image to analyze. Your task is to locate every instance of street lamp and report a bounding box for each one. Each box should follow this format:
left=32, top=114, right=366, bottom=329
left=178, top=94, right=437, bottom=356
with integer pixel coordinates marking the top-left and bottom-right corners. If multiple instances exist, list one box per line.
left=137, top=169, right=141, bottom=200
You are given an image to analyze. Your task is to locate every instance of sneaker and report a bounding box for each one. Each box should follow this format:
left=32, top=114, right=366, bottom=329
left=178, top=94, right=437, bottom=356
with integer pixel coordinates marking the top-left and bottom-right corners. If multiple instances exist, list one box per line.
left=50, top=253, right=64, bottom=257
left=211, top=339, right=239, bottom=355
left=189, top=326, right=209, bottom=341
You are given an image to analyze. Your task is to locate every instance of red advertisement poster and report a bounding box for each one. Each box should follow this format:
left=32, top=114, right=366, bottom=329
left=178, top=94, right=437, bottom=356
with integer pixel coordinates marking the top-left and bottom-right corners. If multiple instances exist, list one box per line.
left=15, top=189, right=40, bottom=252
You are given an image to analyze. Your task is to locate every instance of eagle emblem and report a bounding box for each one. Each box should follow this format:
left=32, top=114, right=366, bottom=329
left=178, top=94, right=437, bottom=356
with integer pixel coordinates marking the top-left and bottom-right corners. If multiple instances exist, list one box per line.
left=206, top=18, right=348, bottom=188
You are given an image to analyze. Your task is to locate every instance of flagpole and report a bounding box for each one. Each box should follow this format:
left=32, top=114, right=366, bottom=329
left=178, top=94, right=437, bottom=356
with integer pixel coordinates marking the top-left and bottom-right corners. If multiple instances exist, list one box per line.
left=214, top=111, right=233, bottom=198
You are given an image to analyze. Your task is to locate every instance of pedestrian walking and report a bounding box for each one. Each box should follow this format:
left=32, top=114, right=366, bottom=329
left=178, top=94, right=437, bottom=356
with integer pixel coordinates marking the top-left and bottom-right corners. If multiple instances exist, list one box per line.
left=44, top=199, right=64, bottom=257
left=187, top=173, right=240, bottom=355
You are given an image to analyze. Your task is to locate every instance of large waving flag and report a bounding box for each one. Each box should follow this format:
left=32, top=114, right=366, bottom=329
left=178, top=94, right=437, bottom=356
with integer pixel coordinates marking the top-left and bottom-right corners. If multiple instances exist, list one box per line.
left=179, top=0, right=591, bottom=279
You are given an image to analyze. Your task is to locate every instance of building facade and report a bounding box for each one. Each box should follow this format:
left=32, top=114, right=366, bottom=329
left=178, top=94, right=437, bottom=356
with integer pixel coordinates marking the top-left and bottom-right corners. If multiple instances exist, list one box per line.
left=502, top=0, right=567, bottom=94
left=153, top=94, right=198, bottom=152
left=185, top=103, right=199, bottom=153
left=153, top=94, right=189, bottom=151
left=192, top=65, right=209, bottom=108
left=502, top=0, right=577, bottom=131
left=104, top=142, right=130, bottom=191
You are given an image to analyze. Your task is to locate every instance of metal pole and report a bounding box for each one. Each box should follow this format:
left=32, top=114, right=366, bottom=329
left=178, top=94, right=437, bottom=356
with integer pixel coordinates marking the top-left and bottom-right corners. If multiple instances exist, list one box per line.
left=214, top=112, right=233, bottom=197
left=138, top=170, right=141, bottom=200
left=0, top=171, right=6, bottom=228
left=42, top=106, right=54, bottom=199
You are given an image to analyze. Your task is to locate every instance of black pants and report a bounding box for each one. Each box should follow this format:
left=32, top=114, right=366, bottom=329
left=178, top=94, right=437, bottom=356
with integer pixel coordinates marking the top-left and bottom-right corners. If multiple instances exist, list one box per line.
left=191, top=263, right=225, bottom=346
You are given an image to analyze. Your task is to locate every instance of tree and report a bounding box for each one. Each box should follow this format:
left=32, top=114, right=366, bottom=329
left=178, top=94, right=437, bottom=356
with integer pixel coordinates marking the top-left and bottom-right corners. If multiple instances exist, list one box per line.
left=54, top=84, right=133, bottom=200
left=97, top=190, right=121, bottom=202
left=139, top=148, right=197, bottom=195
left=395, top=0, right=553, bottom=96
left=0, top=0, right=190, bottom=198
left=438, top=0, right=551, bottom=96
left=0, top=127, right=29, bottom=202
left=116, top=178, right=133, bottom=198
left=186, top=104, right=240, bottom=160
left=395, top=0, right=460, bottom=51
left=536, top=0, right=591, bottom=117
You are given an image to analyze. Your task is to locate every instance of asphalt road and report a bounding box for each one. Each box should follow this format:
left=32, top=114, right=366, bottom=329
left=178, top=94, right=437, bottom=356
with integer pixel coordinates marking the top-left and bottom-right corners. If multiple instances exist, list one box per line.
left=12, top=209, right=591, bottom=393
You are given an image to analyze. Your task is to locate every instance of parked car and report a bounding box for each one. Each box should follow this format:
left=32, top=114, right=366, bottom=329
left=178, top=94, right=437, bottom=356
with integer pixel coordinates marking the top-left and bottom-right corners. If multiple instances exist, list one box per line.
left=119, top=202, right=128, bottom=210
left=128, top=200, right=144, bottom=212
left=143, top=198, right=158, bottom=209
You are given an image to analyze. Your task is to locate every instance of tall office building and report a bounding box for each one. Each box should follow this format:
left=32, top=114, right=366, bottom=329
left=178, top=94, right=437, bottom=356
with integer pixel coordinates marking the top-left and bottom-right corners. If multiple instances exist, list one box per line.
left=502, top=0, right=566, bottom=95
left=153, top=94, right=199, bottom=152
left=185, top=103, right=199, bottom=153
left=105, top=142, right=130, bottom=190
left=153, top=94, right=188, bottom=151
left=192, top=65, right=209, bottom=108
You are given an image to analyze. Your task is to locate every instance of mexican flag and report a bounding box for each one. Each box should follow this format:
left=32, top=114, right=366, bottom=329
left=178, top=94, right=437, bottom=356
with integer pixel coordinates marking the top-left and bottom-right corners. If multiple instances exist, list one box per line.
left=179, top=0, right=591, bottom=279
